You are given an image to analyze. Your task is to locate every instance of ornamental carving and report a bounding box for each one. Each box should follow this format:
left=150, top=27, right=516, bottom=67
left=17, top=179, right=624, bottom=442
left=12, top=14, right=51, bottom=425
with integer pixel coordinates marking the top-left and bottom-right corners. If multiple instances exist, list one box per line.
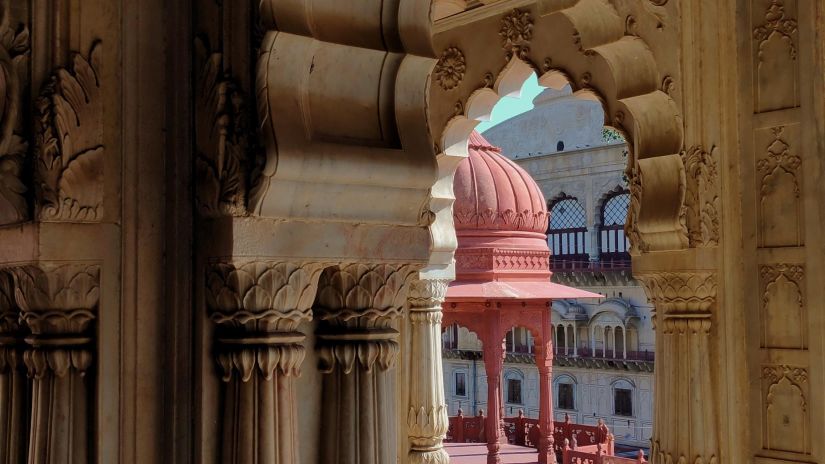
left=195, top=40, right=251, bottom=217
left=636, top=272, right=716, bottom=314
left=499, top=9, right=533, bottom=60
left=681, top=146, right=720, bottom=247
left=759, top=264, right=805, bottom=349
left=434, top=47, right=465, bottom=91
left=206, top=261, right=325, bottom=331
left=625, top=161, right=648, bottom=253
left=753, top=0, right=798, bottom=59
left=34, top=42, right=104, bottom=222
left=315, top=263, right=417, bottom=373
left=758, top=126, right=800, bottom=196
left=0, top=19, right=29, bottom=225
left=453, top=207, right=548, bottom=232
left=761, top=364, right=810, bottom=454
left=407, top=278, right=449, bottom=308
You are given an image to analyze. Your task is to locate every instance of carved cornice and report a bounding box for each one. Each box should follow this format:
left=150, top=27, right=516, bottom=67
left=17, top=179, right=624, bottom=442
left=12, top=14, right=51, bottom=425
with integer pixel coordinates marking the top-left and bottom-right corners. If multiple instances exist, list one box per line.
left=636, top=271, right=716, bottom=314
left=681, top=146, right=720, bottom=247
left=34, top=42, right=104, bottom=222
left=195, top=39, right=255, bottom=218
left=0, top=19, right=30, bottom=225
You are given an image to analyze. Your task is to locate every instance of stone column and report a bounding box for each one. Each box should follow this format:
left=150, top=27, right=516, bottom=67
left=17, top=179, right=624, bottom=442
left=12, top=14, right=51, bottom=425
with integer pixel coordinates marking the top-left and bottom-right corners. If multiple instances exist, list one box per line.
left=638, top=272, right=719, bottom=464
left=13, top=264, right=99, bottom=464
left=0, top=270, right=27, bottom=464
left=483, top=323, right=504, bottom=464
left=206, top=261, right=324, bottom=464
left=316, top=264, right=416, bottom=464
left=536, top=314, right=556, bottom=464
left=406, top=278, right=450, bottom=464
left=572, top=324, right=578, bottom=357
left=611, top=326, right=616, bottom=359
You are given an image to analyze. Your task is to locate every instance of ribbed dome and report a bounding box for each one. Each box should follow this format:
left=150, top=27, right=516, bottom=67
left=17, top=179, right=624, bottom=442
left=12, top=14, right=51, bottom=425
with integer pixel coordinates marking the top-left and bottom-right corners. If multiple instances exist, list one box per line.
left=453, top=132, right=548, bottom=233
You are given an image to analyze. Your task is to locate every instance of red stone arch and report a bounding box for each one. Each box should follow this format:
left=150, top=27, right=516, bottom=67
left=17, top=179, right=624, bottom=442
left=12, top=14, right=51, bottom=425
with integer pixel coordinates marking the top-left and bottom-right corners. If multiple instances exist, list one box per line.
left=429, top=1, right=687, bottom=254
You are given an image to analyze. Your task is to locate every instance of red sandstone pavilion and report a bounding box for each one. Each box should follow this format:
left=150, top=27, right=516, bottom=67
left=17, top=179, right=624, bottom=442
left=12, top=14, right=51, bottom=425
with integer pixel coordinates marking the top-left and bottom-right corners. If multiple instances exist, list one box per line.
left=441, top=133, right=644, bottom=464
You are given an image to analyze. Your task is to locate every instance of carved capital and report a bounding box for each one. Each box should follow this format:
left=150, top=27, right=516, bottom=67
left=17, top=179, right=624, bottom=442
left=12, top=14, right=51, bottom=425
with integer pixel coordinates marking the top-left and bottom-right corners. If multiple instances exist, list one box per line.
left=316, top=263, right=417, bottom=373
left=206, top=261, right=325, bottom=380
left=636, top=272, right=716, bottom=314
left=407, top=278, right=450, bottom=309
left=9, top=264, right=98, bottom=379
left=35, top=42, right=104, bottom=222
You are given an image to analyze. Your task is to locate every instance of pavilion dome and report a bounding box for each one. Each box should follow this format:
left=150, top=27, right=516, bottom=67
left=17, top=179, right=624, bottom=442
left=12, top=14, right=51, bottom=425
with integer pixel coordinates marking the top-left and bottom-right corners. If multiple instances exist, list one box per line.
left=453, top=132, right=548, bottom=234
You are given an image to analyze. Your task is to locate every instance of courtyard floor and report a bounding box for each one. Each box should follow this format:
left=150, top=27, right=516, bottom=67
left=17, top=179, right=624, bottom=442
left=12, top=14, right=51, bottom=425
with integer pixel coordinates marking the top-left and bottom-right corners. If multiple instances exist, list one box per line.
left=444, top=443, right=539, bottom=464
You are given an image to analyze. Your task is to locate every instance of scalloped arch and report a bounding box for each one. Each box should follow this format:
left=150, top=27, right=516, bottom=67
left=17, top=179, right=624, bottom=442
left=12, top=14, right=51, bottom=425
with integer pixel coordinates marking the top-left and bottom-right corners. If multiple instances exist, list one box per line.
left=431, top=1, right=687, bottom=252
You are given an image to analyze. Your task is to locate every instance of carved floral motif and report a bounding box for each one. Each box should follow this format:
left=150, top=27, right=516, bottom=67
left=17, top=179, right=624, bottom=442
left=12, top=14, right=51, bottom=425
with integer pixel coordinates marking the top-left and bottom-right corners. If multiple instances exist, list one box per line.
left=681, top=146, right=720, bottom=247
left=499, top=9, right=533, bottom=60
left=636, top=272, right=717, bottom=314
left=316, top=263, right=417, bottom=373
left=195, top=40, right=250, bottom=217
left=0, top=18, right=29, bottom=225
left=625, top=161, right=648, bottom=253
left=35, top=42, right=104, bottom=222
left=758, top=126, right=800, bottom=197
left=206, top=261, right=325, bottom=380
left=753, top=0, right=798, bottom=59
left=434, top=47, right=465, bottom=91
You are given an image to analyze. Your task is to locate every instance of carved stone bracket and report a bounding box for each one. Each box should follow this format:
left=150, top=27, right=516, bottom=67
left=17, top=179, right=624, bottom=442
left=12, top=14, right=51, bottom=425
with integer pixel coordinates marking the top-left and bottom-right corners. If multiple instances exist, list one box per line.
left=11, top=263, right=99, bottom=464
left=315, top=263, right=417, bottom=463
left=34, top=42, right=104, bottom=222
left=406, top=278, right=450, bottom=464
left=206, top=260, right=324, bottom=463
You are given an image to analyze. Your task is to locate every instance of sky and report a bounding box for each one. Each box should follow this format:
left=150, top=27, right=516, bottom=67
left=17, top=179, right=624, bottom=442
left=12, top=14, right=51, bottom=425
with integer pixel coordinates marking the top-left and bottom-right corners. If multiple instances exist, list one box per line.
left=476, top=73, right=545, bottom=133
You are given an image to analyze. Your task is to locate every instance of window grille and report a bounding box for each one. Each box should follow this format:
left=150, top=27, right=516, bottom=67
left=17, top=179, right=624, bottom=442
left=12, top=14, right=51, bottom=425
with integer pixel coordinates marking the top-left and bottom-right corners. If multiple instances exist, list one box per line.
left=547, top=195, right=588, bottom=269
left=558, top=383, right=575, bottom=410
left=599, top=192, right=631, bottom=265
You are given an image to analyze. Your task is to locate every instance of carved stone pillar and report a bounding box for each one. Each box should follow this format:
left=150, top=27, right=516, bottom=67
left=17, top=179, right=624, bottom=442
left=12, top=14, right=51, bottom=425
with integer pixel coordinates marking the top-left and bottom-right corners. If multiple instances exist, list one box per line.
left=638, top=272, right=719, bottom=464
left=535, top=321, right=555, bottom=464
left=315, top=264, right=416, bottom=464
left=12, top=264, right=99, bottom=464
left=206, top=261, right=324, bottom=464
left=0, top=271, right=27, bottom=464
left=406, top=278, right=450, bottom=464
left=483, top=327, right=504, bottom=464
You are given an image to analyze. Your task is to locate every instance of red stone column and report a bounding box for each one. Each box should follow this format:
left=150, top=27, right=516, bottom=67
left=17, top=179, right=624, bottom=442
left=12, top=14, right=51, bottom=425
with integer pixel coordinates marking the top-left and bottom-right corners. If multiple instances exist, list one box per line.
left=536, top=314, right=556, bottom=464
left=483, top=321, right=504, bottom=464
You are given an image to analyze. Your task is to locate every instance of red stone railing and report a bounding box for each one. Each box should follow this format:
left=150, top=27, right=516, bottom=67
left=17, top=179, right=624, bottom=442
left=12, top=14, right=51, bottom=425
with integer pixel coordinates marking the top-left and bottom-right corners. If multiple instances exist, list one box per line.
left=562, top=440, right=647, bottom=464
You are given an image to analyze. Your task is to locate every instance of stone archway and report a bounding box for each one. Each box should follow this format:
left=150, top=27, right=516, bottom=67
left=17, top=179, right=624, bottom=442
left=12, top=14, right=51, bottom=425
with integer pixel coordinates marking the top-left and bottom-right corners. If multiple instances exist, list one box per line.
left=425, top=3, right=712, bottom=464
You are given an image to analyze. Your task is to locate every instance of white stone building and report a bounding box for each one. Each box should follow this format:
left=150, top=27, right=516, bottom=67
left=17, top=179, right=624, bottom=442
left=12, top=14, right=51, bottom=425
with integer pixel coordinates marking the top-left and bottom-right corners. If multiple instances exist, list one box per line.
left=442, top=86, right=655, bottom=448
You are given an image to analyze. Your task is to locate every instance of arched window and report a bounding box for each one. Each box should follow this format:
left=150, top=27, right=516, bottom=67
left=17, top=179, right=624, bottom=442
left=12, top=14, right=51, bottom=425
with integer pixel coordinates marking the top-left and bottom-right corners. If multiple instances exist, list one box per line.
left=555, top=375, right=576, bottom=411
left=612, top=379, right=634, bottom=417
left=599, top=191, right=630, bottom=265
left=548, top=195, right=588, bottom=269
left=504, top=370, right=524, bottom=405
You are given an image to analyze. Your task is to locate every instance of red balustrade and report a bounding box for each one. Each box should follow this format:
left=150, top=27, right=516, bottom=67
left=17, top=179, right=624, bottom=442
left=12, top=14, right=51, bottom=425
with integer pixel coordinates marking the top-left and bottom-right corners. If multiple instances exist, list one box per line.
left=447, top=411, right=647, bottom=464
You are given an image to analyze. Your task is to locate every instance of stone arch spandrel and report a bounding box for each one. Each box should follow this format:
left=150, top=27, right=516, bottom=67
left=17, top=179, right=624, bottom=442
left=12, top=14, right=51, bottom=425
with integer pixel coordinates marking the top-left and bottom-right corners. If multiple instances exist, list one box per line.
left=430, top=2, right=686, bottom=253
